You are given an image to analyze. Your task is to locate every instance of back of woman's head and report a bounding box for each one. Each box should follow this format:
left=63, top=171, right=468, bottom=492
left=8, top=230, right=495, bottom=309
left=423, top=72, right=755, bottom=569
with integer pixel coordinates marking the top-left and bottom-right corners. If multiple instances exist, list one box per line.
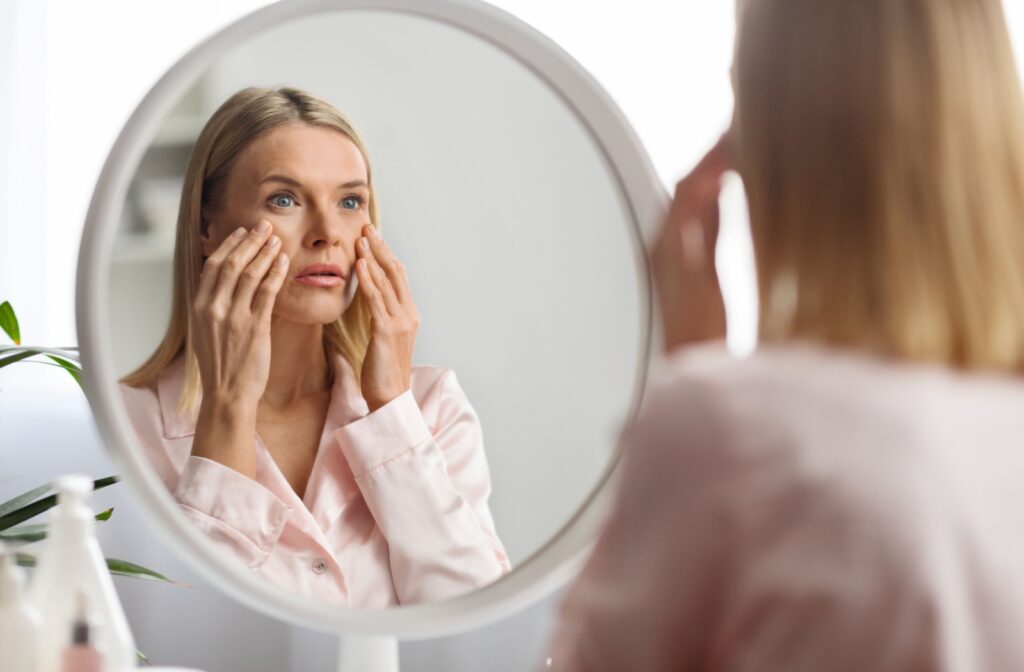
left=733, top=0, right=1024, bottom=371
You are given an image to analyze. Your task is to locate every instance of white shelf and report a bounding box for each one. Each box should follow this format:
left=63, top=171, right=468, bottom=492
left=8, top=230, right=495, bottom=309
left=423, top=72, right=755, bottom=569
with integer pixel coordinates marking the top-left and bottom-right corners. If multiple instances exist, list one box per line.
left=152, top=115, right=205, bottom=147
left=112, top=232, right=176, bottom=265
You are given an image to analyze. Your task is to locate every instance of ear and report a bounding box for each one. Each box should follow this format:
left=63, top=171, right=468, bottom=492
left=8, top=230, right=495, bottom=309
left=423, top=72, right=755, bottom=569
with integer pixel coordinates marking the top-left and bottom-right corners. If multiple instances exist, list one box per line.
left=200, top=206, right=217, bottom=258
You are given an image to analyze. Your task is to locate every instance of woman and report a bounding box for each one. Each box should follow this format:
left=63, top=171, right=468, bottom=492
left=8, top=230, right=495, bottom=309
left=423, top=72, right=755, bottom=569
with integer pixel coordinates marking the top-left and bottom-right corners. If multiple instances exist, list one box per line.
left=119, top=86, right=510, bottom=608
left=549, top=0, right=1024, bottom=669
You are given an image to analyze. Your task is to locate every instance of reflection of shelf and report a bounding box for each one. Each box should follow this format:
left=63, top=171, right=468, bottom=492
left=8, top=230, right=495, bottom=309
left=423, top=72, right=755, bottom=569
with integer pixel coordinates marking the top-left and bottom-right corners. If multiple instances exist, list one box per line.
left=152, top=115, right=204, bottom=147
left=113, top=233, right=176, bottom=265
left=135, top=176, right=183, bottom=234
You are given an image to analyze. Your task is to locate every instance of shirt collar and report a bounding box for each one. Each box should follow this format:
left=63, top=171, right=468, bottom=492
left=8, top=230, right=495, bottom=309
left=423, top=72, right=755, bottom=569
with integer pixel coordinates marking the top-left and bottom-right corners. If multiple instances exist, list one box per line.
left=156, top=350, right=370, bottom=440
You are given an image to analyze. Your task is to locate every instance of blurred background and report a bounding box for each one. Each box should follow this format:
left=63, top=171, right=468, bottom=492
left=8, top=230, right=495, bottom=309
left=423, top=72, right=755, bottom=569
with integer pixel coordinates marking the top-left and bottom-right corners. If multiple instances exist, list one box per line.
left=4, top=1, right=1024, bottom=670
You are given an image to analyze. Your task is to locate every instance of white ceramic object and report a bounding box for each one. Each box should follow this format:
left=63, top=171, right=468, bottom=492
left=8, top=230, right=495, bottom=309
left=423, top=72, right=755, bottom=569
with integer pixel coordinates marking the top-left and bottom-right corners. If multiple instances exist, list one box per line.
left=75, top=0, right=664, bottom=665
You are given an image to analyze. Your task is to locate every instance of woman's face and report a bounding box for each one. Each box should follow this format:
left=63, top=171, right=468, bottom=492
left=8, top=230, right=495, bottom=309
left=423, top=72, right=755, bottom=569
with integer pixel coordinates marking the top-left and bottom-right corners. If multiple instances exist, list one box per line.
left=201, top=122, right=370, bottom=325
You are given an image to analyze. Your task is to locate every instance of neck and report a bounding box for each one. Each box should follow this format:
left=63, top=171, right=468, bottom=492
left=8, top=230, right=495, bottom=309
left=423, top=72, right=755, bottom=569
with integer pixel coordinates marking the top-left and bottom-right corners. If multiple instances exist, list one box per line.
left=263, top=318, right=331, bottom=409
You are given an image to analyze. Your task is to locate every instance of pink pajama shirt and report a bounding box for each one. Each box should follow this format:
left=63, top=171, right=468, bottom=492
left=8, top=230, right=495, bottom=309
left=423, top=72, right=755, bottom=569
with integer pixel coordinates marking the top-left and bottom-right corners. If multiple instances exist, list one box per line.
left=550, top=341, right=1024, bottom=670
left=119, top=352, right=510, bottom=608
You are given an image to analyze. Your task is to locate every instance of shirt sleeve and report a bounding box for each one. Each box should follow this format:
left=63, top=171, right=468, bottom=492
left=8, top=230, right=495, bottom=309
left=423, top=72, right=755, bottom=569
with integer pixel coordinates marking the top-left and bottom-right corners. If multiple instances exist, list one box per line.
left=174, top=455, right=292, bottom=570
left=332, top=369, right=511, bottom=604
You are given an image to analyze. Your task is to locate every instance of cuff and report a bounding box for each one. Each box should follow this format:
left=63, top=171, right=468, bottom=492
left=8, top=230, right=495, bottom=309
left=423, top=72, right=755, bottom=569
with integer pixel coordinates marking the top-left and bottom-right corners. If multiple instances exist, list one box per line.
left=333, top=389, right=432, bottom=477
left=174, top=456, right=291, bottom=554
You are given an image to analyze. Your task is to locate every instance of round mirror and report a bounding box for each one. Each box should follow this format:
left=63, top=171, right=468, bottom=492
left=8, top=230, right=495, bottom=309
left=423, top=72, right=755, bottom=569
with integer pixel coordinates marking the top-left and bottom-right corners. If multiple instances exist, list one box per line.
left=77, top=0, right=662, bottom=638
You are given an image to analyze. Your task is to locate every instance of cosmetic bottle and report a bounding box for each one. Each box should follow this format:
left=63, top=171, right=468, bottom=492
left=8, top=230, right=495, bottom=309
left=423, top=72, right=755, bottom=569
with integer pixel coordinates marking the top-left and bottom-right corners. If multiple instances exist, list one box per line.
left=30, top=475, right=136, bottom=672
left=60, top=591, right=104, bottom=672
left=0, top=540, right=43, bottom=672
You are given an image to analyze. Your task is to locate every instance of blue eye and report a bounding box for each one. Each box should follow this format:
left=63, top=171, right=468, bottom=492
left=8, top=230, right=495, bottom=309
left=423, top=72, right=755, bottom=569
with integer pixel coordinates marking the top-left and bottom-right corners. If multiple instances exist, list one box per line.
left=269, top=193, right=295, bottom=208
left=341, top=195, right=364, bottom=210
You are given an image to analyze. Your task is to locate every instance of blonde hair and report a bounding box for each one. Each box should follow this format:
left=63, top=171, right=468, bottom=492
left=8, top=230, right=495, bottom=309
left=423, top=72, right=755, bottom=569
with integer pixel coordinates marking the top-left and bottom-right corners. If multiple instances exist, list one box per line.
left=733, top=0, right=1024, bottom=370
left=120, top=86, right=377, bottom=414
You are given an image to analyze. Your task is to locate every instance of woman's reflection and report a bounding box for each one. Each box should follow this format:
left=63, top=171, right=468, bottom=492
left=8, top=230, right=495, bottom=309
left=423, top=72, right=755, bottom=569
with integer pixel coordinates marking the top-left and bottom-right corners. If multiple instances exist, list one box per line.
left=118, top=86, right=510, bottom=607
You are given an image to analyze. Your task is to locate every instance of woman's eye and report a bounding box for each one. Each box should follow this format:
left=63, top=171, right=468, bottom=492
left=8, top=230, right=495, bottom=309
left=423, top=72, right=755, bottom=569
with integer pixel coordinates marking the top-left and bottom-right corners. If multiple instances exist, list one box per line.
left=341, top=195, right=364, bottom=210
left=269, top=193, right=295, bottom=208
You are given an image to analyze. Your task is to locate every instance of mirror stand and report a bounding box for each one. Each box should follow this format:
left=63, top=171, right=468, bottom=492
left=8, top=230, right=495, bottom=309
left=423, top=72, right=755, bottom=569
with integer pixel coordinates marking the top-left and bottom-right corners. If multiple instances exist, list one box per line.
left=338, top=634, right=399, bottom=672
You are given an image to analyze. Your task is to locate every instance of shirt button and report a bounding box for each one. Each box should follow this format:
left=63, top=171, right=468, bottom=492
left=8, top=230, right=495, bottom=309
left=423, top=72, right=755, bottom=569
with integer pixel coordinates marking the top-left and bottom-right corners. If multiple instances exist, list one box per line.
left=312, top=558, right=328, bottom=575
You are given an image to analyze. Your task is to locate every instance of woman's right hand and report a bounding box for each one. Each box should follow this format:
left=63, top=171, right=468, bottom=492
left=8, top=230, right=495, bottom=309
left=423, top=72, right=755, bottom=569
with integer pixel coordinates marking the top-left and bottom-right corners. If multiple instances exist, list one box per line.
left=192, top=219, right=289, bottom=410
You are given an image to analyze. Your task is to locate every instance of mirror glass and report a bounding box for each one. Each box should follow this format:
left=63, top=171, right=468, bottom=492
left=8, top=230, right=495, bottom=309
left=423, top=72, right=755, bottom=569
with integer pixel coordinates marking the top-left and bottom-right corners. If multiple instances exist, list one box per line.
left=105, top=9, right=644, bottom=608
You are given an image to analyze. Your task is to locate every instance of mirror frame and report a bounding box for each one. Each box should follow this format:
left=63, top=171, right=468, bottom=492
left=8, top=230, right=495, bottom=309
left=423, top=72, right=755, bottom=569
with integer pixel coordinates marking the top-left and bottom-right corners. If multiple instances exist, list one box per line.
left=76, top=0, right=664, bottom=639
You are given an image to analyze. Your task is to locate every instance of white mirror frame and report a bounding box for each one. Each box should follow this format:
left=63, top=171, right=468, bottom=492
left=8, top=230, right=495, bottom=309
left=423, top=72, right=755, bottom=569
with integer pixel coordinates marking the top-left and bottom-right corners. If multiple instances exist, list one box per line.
left=76, top=0, right=664, bottom=640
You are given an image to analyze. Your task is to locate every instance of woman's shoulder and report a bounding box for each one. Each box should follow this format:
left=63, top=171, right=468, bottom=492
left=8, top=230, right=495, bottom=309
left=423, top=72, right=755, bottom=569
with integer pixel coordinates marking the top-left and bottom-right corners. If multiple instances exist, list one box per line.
left=631, top=339, right=1024, bottom=516
left=625, top=341, right=927, bottom=497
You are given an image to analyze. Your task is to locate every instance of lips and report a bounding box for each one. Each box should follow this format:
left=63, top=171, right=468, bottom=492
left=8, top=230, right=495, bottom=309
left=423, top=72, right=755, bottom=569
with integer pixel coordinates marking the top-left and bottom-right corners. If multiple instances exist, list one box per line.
left=296, top=263, right=345, bottom=280
left=294, top=263, right=346, bottom=288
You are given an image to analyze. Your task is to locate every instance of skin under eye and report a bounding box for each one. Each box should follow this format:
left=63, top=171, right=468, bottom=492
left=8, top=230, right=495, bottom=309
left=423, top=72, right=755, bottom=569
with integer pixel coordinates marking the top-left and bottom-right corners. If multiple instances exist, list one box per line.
left=341, top=195, right=366, bottom=211
left=268, top=192, right=296, bottom=209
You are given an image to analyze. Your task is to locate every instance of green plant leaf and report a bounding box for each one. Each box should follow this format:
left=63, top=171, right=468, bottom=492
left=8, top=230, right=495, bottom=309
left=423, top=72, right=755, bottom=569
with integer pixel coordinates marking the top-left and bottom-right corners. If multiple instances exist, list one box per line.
left=136, top=649, right=151, bottom=666
left=105, top=558, right=189, bottom=587
left=0, top=347, right=82, bottom=388
left=0, top=509, right=115, bottom=544
left=15, top=553, right=187, bottom=587
left=0, top=301, right=19, bottom=344
left=0, top=476, right=119, bottom=531
left=45, top=354, right=83, bottom=389
left=0, top=483, right=53, bottom=519
left=0, top=523, right=47, bottom=543
left=0, top=349, right=37, bottom=369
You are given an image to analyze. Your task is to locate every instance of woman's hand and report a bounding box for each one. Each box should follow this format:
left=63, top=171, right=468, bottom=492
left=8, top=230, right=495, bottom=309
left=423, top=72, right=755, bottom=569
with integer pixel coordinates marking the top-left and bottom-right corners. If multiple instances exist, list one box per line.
left=192, top=220, right=289, bottom=409
left=354, top=223, right=420, bottom=412
left=649, top=135, right=732, bottom=354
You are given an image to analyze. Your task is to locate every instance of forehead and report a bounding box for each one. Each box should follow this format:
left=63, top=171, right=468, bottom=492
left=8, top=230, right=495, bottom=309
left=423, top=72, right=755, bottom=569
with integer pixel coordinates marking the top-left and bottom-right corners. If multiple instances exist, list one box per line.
left=231, top=123, right=368, bottom=186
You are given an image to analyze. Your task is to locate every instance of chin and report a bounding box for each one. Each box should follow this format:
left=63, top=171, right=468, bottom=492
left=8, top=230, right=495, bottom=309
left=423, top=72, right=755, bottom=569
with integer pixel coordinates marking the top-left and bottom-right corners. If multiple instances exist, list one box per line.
left=274, top=294, right=348, bottom=325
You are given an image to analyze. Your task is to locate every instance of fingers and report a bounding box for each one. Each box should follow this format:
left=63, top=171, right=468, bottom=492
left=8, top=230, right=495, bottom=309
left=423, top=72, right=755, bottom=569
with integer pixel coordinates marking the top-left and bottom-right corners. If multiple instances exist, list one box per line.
left=674, top=134, right=734, bottom=206
left=354, top=226, right=422, bottom=333
left=205, top=221, right=275, bottom=315
left=356, top=240, right=401, bottom=316
left=358, top=225, right=412, bottom=304
left=233, top=233, right=282, bottom=308
left=195, top=226, right=247, bottom=307
left=252, top=251, right=290, bottom=324
left=355, top=256, right=390, bottom=324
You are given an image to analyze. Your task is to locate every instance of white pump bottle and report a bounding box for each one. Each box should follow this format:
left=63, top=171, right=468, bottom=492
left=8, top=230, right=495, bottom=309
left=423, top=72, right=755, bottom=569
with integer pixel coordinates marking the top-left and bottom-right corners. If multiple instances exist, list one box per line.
left=0, top=539, right=43, bottom=672
left=29, top=475, right=136, bottom=672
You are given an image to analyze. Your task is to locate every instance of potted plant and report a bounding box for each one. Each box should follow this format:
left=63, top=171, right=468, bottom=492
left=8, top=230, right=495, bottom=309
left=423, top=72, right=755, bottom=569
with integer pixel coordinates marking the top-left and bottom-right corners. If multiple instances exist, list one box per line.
left=0, top=299, right=186, bottom=665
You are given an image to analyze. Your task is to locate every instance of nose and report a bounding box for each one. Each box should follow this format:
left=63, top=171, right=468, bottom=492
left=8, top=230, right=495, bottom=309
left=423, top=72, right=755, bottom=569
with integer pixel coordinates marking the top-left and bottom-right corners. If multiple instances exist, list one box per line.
left=303, top=199, right=364, bottom=258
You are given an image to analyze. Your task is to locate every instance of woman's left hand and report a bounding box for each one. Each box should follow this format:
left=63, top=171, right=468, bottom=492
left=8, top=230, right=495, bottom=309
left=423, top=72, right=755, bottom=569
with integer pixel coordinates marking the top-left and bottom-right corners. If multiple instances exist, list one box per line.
left=649, top=135, right=732, bottom=354
left=355, top=224, right=420, bottom=412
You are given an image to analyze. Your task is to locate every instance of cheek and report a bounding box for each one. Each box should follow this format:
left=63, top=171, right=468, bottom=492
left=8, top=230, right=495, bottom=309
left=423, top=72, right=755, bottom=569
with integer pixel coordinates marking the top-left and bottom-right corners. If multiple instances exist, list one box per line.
left=274, top=231, right=301, bottom=256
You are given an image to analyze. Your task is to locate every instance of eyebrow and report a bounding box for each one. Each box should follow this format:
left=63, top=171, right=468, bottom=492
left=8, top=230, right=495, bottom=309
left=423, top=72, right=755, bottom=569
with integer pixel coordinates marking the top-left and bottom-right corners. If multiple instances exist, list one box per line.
left=259, top=174, right=368, bottom=190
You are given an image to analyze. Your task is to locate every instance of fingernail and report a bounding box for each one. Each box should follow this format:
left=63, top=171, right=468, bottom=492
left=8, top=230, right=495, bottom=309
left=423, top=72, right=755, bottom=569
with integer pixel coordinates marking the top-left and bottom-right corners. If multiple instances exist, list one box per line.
left=232, top=227, right=246, bottom=239
left=277, top=253, right=288, bottom=265
left=360, top=238, right=370, bottom=251
left=370, top=226, right=381, bottom=239
left=257, top=220, right=271, bottom=233
left=268, top=235, right=280, bottom=247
